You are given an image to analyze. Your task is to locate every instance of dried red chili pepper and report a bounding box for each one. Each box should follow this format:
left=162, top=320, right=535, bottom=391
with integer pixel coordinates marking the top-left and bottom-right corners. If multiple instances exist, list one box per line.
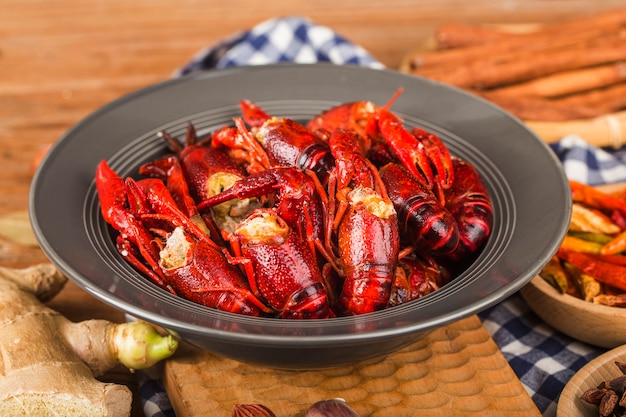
left=557, top=249, right=626, bottom=292
left=570, top=180, right=626, bottom=217
left=588, top=253, right=626, bottom=267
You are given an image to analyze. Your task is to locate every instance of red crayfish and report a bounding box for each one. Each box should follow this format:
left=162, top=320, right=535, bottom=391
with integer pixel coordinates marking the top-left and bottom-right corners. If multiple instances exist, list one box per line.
left=95, top=160, right=271, bottom=316
left=305, top=89, right=492, bottom=262
left=94, top=90, right=493, bottom=318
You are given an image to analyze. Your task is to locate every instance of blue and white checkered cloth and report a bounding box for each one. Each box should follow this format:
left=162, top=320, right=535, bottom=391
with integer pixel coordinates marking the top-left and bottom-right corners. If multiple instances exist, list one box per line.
left=139, top=16, right=626, bottom=417
left=173, top=16, right=383, bottom=76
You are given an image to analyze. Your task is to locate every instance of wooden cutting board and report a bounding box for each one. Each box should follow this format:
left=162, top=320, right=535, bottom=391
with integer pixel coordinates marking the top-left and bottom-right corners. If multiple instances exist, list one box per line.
left=163, top=314, right=541, bottom=417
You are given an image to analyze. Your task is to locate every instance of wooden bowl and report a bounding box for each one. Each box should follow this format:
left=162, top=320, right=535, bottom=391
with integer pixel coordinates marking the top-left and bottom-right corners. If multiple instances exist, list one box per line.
left=557, top=344, right=626, bottom=417
left=520, top=276, right=626, bottom=349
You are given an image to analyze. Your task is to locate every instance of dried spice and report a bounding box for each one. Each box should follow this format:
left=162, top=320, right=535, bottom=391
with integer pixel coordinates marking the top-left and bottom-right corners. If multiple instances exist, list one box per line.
left=540, top=181, right=626, bottom=306
left=581, top=361, right=626, bottom=416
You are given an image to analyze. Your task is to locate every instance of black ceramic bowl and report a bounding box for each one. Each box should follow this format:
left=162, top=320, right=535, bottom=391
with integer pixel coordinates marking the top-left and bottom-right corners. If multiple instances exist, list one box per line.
left=30, top=64, right=569, bottom=369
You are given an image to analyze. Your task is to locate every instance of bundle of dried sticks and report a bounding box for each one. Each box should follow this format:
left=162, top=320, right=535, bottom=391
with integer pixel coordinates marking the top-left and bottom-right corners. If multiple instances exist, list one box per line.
left=403, top=7, right=626, bottom=129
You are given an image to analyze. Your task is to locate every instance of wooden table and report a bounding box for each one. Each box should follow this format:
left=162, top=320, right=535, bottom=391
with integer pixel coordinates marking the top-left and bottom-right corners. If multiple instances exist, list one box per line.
left=2, top=1, right=624, bottom=415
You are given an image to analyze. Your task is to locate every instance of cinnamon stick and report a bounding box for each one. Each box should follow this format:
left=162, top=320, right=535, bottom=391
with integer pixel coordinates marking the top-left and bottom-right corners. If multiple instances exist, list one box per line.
left=418, top=33, right=626, bottom=89
left=433, top=7, right=626, bottom=50
left=480, top=92, right=603, bottom=122
left=491, top=62, right=626, bottom=98
left=434, top=22, right=526, bottom=49
left=410, top=7, right=626, bottom=70
left=483, top=83, right=626, bottom=122
left=555, top=83, right=626, bottom=114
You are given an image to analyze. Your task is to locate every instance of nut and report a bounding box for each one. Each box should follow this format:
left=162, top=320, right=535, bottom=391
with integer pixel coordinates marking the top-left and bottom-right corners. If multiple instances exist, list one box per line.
left=231, top=403, right=276, bottom=417
left=304, top=399, right=360, bottom=417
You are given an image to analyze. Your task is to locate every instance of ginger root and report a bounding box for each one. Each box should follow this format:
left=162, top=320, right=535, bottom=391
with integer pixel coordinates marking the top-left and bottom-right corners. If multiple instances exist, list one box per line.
left=0, top=263, right=178, bottom=417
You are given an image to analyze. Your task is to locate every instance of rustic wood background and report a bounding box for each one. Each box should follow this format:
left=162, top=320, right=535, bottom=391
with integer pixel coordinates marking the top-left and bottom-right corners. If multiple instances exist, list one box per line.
left=2, top=1, right=625, bottom=415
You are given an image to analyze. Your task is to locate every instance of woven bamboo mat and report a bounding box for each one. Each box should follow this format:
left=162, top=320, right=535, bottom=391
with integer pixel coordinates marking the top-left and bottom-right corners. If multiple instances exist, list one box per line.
left=162, top=314, right=540, bottom=417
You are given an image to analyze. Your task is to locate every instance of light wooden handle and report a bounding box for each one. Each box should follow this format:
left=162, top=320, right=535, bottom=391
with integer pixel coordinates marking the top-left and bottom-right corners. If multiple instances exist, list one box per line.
left=526, top=111, right=626, bottom=148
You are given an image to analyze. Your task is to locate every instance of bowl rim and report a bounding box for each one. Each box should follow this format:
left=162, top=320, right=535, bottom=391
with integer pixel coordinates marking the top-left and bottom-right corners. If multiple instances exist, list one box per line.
left=29, top=63, right=571, bottom=346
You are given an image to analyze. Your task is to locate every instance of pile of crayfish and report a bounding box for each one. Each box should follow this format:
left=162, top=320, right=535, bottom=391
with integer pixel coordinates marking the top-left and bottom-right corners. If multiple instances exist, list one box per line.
left=95, top=90, right=493, bottom=318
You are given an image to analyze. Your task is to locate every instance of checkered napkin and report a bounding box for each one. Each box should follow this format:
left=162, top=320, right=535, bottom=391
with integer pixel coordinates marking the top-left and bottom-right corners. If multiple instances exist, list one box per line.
left=173, top=15, right=383, bottom=75
left=139, top=16, right=626, bottom=417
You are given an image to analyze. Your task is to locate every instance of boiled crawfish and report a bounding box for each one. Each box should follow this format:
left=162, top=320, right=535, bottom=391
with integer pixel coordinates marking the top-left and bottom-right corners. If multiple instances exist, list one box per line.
left=140, top=128, right=332, bottom=319
left=307, top=91, right=492, bottom=263
left=379, top=162, right=460, bottom=259
left=197, top=166, right=327, bottom=259
left=326, top=128, right=400, bottom=315
left=141, top=124, right=261, bottom=236
left=95, top=160, right=270, bottom=316
left=443, top=157, right=493, bottom=261
left=306, top=88, right=453, bottom=200
left=197, top=166, right=334, bottom=318
left=388, top=254, right=451, bottom=307
left=234, top=99, right=336, bottom=183
left=225, top=208, right=331, bottom=319
left=94, top=91, right=494, bottom=318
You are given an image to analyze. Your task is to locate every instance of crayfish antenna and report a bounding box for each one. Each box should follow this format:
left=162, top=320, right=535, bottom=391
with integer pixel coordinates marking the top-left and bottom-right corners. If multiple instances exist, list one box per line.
left=382, top=87, right=404, bottom=111
left=185, top=122, right=212, bottom=147
left=184, top=123, right=197, bottom=147
left=157, top=130, right=184, bottom=154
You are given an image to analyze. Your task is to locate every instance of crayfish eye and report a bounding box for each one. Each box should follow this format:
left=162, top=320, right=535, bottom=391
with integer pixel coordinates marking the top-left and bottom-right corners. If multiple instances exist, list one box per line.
left=348, top=187, right=396, bottom=219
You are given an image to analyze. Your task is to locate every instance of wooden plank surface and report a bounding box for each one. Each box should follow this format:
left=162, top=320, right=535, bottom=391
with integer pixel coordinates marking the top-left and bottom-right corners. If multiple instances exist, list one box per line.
left=163, top=315, right=541, bottom=417
left=2, top=1, right=625, bottom=415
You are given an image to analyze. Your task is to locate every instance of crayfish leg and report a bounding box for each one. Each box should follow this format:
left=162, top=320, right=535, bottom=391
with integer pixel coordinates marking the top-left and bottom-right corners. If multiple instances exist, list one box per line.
left=116, top=236, right=173, bottom=293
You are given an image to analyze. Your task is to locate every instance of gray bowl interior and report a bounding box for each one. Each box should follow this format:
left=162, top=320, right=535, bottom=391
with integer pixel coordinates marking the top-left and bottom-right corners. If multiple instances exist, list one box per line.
left=29, top=63, right=570, bottom=368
